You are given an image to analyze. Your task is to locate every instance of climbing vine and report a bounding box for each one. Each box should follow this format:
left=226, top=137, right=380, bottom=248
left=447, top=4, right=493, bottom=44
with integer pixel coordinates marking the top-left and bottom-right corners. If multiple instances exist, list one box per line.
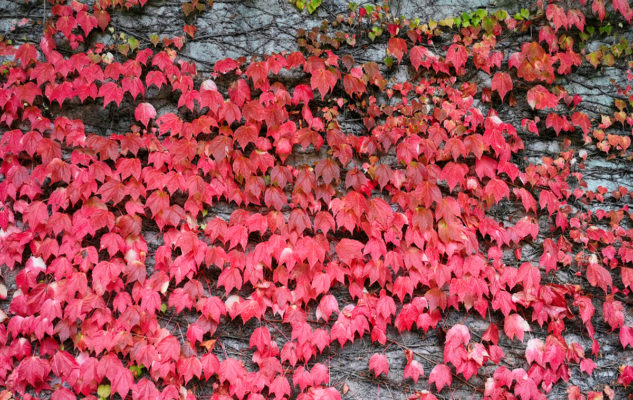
left=1, top=0, right=633, bottom=399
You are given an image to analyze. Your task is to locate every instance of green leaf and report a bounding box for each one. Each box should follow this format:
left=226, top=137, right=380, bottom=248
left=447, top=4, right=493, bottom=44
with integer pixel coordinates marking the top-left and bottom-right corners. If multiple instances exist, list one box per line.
left=384, top=56, right=394, bottom=68
left=295, top=0, right=305, bottom=11
left=160, top=303, right=167, bottom=313
left=475, top=9, right=487, bottom=18
left=307, top=0, right=321, bottom=14
left=130, top=364, right=144, bottom=378
left=98, top=384, right=111, bottom=399
left=520, top=8, right=529, bottom=19
left=128, top=37, right=139, bottom=51
left=495, top=10, right=508, bottom=20
left=482, top=16, right=495, bottom=33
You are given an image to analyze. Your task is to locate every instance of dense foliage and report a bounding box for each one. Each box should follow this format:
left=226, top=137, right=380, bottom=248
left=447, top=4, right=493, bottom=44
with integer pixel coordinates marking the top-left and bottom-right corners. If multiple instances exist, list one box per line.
left=1, top=0, right=633, bottom=399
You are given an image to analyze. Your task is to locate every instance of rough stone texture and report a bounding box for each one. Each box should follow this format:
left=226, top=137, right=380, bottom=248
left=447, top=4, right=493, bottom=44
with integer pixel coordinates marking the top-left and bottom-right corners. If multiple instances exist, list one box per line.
left=3, top=0, right=633, bottom=399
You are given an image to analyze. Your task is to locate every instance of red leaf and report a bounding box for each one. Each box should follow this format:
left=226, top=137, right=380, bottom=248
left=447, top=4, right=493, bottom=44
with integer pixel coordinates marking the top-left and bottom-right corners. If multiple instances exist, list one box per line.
left=491, top=72, right=512, bottom=101
left=249, top=326, right=271, bottom=353
left=219, top=358, right=246, bottom=386
left=513, top=188, right=537, bottom=213
left=201, top=353, right=220, bottom=380
left=586, top=257, right=612, bottom=293
left=429, top=364, right=452, bottom=392
left=504, top=313, right=530, bottom=342
left=270, top=375, right=291, bottom=399
left=484, top=178, right=509, bottom=204
left=546, top=4, right=568, bottom=32
left=368, top=353, right=389, bottom=378
left=335, top=238, right=365, bottom=266
left=293, top=366, right=313, bottom=391
left=15, top=43, right=38, bottom=66
left=311, top=67, right=337, bottom=99
left=135, top=102, right=156, bottom=127
left=17, top=356, right=51, bottom=391
left=315, top=158, right=340, bottom=185
left=593, top=0, right=606, bottom=21
left=311, top=363, right=329, bottom=386
left=403, top=360, right=424, bottom=383
left=214, top=58, right=240, bottom=74
left=99, top=82, right=124, bottom=108
left=614, top=0, right=633, bottom=22
left=580, top=358, right=596, bottom=376
left=316, top=294, right=338, bottom=322
left=387, top=37, right=407, bottom=64
left=527, top=85, right=559, bottom=110
left=620, top=325, right=633, bottom=349
left=110, top=366, right=134, bottom=399
left=446, top=44, right=468, bottom=71
left=410, top=46, right=434, bottom=70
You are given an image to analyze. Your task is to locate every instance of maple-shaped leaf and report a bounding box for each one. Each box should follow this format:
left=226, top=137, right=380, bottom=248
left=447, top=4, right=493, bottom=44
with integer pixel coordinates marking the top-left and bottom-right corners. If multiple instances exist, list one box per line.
left=177, top=356, right=202, bottom=384
left=586, top=259, right=612, bottom=293
left=15, top=43, right=38, bottom=66
left=403, top=360, right=424, bottom=383
left=429, top=364, right=452, bottom=392
left=50, top=387, right=76, bottom=400
left=484, top=178, right=509, bottom=204
left=214, top=57, right=240, bottom=74
left=293, top=366, right=313, bottom=391
left=504, top=313, right=530, bottom=342
left=410, top=46, right=434, bottom=70
left=512, top=372, right=541, bottom=400
left=315, top=158, right=340, bottom=185
left=491, top=72, right=512, bottom=101
left=441, top=162, right=468, bottom=192
left=135, top=103, right=156, bottom=127
left=219, top=358, right=246, bottom=386
left=156, top=336, right=180, bottom=362
left=292, top=84, right=313, bottom=105
left=387, top=37, right=407, bottom=64
left=513, top=188, right=537, bottom=213
left=110, top=365, right=134, bottom=399
left=580, top=358, right=596, bottom=376
left=614, top=0, right=633, bottom=22
left=201, top=353, right=220, bottom=380
left=546, top=4, right=568, bottom=31
left=525, top=338, right=544, bottom=366
left=620, top=326, right=633, bottom=349
left=99, top=82, right=124, bottom=108
left=17, top=356, right=51, bottom=392
left=368, top=353, right=389, bottom=378
left=270, top=375, right=291, bottom=399
left=311, top=67, right=337, bottom=99
left=446, top=44, right=468, bottom=71
left=311, top=363, right=329, bottom=386
left=336, top=238, right=365, bottom=266
left=146, top=71, right=167, bottom=89
left=527, top=85, right=558, bottom=110
left=316, top=294, right=338, bottom=322
left=51, top=350, right=79, bottom=384
left=249, top=326, right=271, bottom=353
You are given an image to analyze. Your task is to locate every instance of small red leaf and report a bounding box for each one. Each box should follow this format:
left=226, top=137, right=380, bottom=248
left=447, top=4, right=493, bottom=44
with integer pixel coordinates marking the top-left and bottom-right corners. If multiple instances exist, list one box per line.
left=491, top=72, right=512, bottom=101
left=135, top=102, right=156, bottom=127
left=429, top=364, right=452, bottom=392
left=504, top=313, right=530, bottom=342
left=368, top=353, right=389, bottom=378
